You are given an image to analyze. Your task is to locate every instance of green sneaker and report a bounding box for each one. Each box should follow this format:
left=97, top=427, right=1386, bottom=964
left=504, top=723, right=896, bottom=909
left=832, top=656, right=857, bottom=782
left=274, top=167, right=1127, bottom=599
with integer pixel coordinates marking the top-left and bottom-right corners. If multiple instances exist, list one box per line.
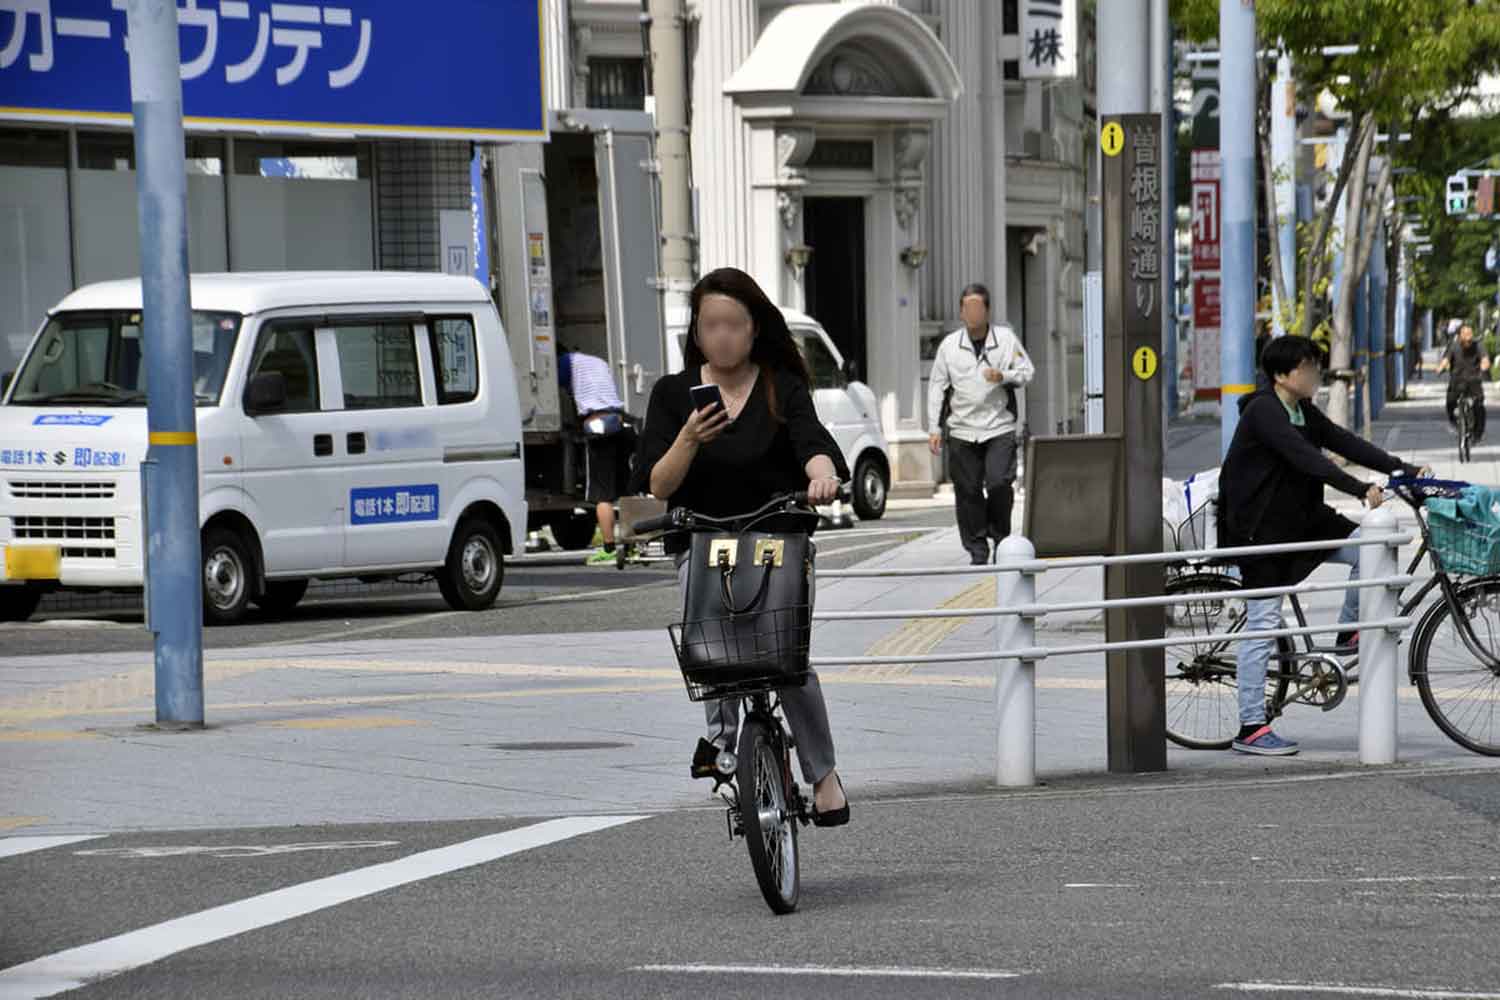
left=586, top=547, right=616, bottom=566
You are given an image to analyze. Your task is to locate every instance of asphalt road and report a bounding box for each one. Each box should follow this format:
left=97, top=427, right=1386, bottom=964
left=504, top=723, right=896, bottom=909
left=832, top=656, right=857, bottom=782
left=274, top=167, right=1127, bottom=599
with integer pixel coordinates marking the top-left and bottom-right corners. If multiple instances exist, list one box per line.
left=4, top=764, right=1499, bottom=999
left=2, top=507, right=954, bottom=658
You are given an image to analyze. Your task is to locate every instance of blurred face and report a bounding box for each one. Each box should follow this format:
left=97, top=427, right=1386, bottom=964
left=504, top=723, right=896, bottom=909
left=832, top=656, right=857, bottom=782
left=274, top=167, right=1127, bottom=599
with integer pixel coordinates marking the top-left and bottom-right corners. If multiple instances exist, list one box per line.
left=694, top=293, right=755, bottom=370
left=1460, top=325, right=1475, bottom=346
left=1275, top=357, right=1321, bottom=401
left=960, top=294, right=989, bottom=332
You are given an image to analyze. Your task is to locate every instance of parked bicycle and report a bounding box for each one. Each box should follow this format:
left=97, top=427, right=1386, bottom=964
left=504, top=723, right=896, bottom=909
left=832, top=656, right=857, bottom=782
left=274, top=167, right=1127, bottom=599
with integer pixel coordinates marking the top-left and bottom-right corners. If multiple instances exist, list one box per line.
left=633, top=490, right=832, bottom=914
left=1163, top=477, right=1500, bottom=755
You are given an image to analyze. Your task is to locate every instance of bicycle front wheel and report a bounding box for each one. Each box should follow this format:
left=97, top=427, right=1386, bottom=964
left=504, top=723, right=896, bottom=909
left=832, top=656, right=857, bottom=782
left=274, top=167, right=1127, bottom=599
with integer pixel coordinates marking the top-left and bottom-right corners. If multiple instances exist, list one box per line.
left=1411, top=577, right=1500, bottom=755
left=737, top=716, right=800, bottom=913
left=1163, top=571, right=1293, bottom=749
left=1458, top=399, right=1473, bottom=462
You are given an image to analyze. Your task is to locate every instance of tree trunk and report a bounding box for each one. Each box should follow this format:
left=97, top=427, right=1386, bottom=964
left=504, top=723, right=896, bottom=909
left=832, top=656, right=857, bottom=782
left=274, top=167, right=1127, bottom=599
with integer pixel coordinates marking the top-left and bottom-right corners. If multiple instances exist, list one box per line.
left=1301, top=114, right=1375, bottom=341
left=1259, top=126, right=1290, bottom=331
left=1352, top=157, right=1393, bottom=437
left=1326, top=122, right=1376, bottom=430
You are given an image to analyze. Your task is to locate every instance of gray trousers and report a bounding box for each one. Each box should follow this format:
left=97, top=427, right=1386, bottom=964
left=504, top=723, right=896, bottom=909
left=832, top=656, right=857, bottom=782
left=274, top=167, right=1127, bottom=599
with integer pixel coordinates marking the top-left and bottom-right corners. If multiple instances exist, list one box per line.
left=675, top=550, right=837, bottom=784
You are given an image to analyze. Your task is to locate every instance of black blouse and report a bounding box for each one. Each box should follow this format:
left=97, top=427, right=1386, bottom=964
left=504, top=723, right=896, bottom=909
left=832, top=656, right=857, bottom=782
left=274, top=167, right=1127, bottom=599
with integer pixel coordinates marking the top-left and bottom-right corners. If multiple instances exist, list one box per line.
left=631, top=368, right=850, bottom=534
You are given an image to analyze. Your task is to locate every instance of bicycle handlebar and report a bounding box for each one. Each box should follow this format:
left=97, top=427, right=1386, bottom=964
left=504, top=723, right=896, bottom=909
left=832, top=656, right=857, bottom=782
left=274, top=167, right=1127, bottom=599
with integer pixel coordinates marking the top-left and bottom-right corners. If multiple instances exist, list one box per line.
left=630, top=484, right=851, bottom=536
left=1386, top=475, right=1470, bottom=503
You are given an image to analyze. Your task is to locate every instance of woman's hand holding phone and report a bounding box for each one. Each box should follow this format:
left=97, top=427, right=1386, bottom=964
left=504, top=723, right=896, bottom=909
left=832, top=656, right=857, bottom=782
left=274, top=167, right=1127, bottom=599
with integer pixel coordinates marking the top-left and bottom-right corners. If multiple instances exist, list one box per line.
left=681, top=383, right=730, bottom=447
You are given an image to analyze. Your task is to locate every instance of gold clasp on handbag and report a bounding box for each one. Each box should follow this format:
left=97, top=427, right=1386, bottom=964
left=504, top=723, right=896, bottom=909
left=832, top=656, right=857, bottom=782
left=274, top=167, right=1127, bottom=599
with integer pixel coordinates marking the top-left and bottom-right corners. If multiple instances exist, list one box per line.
left=753, top=538, right=784, bottom=567
left=708, top=537, right=737, bottom=568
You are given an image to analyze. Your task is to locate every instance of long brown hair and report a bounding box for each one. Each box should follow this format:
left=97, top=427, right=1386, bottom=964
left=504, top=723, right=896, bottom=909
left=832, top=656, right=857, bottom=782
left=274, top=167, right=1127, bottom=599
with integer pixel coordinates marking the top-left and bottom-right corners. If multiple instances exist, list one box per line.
left=683, top=268, right=810, bottom=421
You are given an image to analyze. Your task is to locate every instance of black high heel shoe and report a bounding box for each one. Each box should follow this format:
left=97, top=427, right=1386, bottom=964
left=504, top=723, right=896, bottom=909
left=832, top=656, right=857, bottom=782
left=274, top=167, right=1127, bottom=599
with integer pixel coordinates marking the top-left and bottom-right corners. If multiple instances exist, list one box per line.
left=810, top=773, right=850, bottom=828
left=690, top=737, right=726, bottom=780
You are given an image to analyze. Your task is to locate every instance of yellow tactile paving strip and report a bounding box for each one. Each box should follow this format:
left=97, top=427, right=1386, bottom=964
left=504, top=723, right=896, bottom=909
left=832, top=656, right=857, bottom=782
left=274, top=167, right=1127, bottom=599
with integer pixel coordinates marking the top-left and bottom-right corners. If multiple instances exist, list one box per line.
left=845, top=577, right=998, bottom=678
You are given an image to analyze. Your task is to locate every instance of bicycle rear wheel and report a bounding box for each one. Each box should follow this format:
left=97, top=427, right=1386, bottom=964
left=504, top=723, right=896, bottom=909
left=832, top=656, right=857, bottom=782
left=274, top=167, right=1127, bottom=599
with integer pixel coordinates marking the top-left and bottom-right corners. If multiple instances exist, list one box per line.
left=1410, top=577, right=1500, bottom=755
left=737, top=715, right=800, bottom=913
left=1164, top=571, right=1293, bottom=749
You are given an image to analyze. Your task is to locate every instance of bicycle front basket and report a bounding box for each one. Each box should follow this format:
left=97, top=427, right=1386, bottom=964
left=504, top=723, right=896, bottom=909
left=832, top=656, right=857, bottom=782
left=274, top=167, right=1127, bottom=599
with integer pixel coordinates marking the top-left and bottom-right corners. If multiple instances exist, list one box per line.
left=1427, top=493, right=1500, bottom=577
left=669, top=605, right=812, bottom=702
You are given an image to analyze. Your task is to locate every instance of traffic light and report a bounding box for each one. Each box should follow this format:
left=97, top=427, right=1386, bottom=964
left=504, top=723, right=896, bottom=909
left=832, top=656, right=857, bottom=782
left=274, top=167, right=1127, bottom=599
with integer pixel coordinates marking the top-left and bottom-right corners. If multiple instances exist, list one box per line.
left=1447, top=174, right=1470, bottom=216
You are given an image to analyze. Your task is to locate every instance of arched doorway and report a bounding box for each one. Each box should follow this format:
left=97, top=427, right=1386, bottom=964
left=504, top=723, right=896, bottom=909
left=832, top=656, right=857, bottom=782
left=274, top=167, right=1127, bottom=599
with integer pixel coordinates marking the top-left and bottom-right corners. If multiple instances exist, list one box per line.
left=725, top=3, right=961, bottom=491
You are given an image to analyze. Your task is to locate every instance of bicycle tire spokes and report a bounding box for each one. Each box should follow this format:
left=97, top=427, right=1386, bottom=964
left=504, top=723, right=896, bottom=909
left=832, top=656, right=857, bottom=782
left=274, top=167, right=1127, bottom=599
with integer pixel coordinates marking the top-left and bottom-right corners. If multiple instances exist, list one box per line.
left=1164, top=571, right=1294, bottom=750
left=1412, top=578, right=1500, bottom=756
left=737, top=716, right=801, bottom=913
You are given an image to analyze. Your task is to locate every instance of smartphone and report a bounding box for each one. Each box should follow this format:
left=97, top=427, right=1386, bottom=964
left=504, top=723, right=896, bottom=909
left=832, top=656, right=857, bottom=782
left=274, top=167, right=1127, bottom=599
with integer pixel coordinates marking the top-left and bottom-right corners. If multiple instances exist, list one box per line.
left=689, top=382, right=724, bottom=413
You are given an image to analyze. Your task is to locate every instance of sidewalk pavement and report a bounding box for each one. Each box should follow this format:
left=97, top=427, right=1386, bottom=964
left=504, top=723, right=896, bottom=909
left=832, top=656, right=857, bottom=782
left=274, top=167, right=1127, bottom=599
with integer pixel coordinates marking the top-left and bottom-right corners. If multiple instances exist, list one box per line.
left=4, top=378, right=1498, bottom=837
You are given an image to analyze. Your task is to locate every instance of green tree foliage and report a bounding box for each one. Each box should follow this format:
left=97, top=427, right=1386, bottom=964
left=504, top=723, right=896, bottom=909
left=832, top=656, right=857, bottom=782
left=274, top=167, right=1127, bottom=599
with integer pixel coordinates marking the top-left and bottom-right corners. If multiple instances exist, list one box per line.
left=1171, top=0, right=1500, bottom=425
left=1400, top=112, right=1500, bottom=324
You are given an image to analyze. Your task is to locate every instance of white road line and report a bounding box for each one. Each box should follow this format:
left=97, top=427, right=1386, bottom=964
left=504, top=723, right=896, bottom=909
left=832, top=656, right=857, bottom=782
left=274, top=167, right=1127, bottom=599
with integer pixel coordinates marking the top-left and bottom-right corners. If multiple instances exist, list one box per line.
left=1215, top=982, right=1500, bottom=999
left=1064, top=882, right=1139, bottom=889
left=633, top=964, right=1025, bottom=980
left=0, top=816, right=645, bottom=1000
left=0, top=836, right=103, bottom=859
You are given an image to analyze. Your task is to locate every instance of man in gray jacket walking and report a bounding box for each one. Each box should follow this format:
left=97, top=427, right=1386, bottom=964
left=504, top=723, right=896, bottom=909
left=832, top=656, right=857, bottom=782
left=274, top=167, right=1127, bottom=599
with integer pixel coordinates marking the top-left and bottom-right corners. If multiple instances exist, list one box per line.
left=927, top=283, right=1035, bottom=564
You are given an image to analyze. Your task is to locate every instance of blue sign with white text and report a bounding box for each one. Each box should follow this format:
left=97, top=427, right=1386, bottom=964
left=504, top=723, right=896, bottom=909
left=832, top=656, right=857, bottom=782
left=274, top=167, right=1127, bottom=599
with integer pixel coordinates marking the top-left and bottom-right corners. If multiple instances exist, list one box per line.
left=0, top=0, right=545, bottom=141
left=34, top=414, right=112, bottom=426
left=351, top=484, right=439, bottom=525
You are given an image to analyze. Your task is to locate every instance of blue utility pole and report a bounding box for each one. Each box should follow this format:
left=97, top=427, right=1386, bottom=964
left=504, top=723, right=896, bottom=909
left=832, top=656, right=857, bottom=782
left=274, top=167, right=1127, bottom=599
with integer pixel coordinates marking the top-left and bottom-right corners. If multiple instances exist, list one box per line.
left=126, top=0, right=204, bottom=727
left=1218, top=0, right=1256, bottom=456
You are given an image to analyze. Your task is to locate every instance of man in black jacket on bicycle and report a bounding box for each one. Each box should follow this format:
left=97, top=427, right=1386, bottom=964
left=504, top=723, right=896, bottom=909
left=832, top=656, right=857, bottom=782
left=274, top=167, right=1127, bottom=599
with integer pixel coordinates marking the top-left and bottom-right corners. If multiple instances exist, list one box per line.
left=1219, top=336, right=1423, bottom=756
left=1436, top=323, right=1490, bottom=442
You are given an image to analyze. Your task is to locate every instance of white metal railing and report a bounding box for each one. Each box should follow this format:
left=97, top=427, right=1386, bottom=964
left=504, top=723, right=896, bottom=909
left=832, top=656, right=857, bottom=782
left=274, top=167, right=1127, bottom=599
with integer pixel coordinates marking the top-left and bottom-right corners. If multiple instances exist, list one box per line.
left=810, top=506, right=1410, bottom=786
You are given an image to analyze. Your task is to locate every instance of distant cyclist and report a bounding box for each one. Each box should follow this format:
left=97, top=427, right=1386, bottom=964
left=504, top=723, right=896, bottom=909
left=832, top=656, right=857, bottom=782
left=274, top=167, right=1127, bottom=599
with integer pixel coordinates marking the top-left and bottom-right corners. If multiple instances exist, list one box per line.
left=1437, top=323, right=1490, bottom=443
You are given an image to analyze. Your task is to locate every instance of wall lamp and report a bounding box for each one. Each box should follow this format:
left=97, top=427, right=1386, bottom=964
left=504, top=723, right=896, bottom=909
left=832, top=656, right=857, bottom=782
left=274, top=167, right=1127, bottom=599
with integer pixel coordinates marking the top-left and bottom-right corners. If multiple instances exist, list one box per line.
left=785, top=243, right=813, bottom=275
left=900, top=244, right=929, bottom=269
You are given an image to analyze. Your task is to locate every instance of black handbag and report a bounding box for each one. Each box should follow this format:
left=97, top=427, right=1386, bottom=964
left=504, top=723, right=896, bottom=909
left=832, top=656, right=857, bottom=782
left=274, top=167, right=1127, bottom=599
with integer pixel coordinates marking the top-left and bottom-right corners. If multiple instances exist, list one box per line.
left=672, top=529, right=814, bottom=699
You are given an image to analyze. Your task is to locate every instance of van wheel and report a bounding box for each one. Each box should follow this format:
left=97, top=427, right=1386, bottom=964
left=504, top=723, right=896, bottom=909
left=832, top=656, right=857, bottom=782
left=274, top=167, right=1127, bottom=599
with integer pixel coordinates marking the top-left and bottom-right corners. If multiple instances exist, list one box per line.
left=202, top=526, right=254, bottom=626
left=438, top=518, right=504, bottom=611
left=852, top=456, right=888, bottom=520
left=254, top=579, right=309, bottom=616
left=551, top=512, right=597, bottom=551
left=0, top=586, right=43, bottom=623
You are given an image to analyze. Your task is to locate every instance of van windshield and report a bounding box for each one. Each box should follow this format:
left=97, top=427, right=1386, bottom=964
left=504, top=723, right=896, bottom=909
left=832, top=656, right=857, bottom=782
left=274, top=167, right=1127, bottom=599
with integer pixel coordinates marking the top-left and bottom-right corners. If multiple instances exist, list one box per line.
left=7, top=310, right=242, bottom=406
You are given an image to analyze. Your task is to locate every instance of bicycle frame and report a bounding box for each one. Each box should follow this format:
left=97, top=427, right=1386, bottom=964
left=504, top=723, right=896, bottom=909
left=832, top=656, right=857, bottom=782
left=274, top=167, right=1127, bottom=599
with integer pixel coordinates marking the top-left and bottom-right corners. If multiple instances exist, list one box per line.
left=1276, top=491, right=1500, bottom=677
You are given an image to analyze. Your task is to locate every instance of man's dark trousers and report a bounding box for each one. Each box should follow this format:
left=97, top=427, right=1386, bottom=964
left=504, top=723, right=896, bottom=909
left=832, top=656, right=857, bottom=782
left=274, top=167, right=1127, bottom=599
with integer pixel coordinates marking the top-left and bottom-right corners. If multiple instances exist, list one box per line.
left=948, top=432, right=1018, bottom=563
left=1446, top=378, right=1487, bottom=439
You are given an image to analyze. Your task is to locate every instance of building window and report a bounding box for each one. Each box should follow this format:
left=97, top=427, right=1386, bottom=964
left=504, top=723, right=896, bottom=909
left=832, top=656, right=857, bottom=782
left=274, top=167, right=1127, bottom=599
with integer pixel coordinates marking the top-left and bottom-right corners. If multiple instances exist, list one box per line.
left=588, top=57, right=646, bottom=110
left=232, top=140, right=368, bottom=180
left=0, top=128, right=66, bottom=167
left=77, top=132, right=224, bottom=175
left=1003, top=0, right=1019, bottom=35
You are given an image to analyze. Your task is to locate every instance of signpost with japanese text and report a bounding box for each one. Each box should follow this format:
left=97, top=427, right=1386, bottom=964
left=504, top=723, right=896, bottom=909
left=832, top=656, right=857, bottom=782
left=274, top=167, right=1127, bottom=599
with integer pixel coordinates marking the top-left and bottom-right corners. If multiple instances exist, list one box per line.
left=0, top=0, right=545, bottom=141
left=1102, top=113, right=1166, bottom=774
left=1190, top=66, right=1222, bottom=404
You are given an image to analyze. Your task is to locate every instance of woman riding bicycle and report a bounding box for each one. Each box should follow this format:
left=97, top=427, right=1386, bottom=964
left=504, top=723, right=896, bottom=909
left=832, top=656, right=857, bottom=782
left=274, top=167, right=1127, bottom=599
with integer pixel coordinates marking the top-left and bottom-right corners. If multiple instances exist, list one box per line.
left=632, top=267, right=851, bottom=826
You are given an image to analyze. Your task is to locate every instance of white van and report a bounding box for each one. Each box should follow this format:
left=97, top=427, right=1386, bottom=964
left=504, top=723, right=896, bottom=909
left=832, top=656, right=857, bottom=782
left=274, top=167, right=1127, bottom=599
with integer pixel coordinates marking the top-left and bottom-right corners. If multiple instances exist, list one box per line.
left=666, top=307, right=890, bottom=519
left=0, top=272, right=526, bottom=625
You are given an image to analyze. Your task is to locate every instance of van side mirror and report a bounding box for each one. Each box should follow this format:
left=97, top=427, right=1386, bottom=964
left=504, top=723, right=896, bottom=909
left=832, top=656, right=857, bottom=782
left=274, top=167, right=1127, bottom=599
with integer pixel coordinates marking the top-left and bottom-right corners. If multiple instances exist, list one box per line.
left=0, top=372, right=12, bottom=396
left=243, top=371, right=287, bottom=414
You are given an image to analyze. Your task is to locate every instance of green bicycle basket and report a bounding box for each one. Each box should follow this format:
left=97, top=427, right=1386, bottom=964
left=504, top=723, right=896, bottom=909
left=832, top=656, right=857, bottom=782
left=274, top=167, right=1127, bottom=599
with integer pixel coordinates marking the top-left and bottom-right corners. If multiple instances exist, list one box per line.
left=1426, top=485, right=1500, bottom=577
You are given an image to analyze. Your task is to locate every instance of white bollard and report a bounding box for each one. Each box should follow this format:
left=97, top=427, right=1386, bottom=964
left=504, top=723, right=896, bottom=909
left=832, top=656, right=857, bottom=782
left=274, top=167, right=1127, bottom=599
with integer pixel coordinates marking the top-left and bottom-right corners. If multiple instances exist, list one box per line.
left=995, top=534, right=1038, bottom=786
left=1359, top=505, right=1400, bottom=764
